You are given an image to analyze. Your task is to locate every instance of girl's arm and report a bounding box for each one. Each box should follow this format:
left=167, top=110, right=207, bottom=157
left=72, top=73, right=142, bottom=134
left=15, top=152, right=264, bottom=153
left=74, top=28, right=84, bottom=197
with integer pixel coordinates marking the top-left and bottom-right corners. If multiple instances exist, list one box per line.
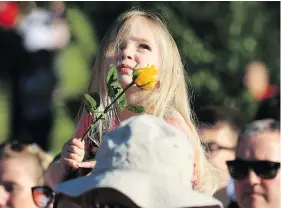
left=45, top=112, right=92, bottom=190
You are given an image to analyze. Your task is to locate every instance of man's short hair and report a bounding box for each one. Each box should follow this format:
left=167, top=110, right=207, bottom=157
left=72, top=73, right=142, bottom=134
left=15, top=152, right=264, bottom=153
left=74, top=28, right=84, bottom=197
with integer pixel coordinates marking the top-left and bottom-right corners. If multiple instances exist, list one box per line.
left=196, top=105, right=246, bottom=133
left=236, top=119, right=280, bottom=151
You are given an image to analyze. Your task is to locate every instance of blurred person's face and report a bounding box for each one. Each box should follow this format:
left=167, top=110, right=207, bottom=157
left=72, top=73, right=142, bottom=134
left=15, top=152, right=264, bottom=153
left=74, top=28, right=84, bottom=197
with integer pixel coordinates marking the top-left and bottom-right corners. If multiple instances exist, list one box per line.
left=0, top=158, right=38, bottom=208
left=234, top=131, right=280, bottom=208
left=244, top=63, right=269, bottom=99
left=199, top=123, right=237, bottom=186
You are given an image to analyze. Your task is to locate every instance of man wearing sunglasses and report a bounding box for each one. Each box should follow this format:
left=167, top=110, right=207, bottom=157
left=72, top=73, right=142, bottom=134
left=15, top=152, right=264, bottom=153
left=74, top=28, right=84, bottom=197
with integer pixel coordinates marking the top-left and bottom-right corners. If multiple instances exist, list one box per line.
left=227, top=119, right=280, bottom=208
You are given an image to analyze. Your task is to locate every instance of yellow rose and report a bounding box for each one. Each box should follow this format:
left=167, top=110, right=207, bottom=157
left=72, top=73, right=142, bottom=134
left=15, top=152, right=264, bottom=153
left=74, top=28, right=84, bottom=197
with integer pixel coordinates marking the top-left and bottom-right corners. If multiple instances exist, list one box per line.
left=133, top=64, right=159, bottom=90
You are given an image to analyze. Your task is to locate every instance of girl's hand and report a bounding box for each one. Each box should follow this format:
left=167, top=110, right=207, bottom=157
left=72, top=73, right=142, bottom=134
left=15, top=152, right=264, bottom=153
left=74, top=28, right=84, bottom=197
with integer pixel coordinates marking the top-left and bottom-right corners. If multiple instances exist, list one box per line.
left=76, top=146, right=98, bottom=169
left=60, top=138, right=86, bottom=171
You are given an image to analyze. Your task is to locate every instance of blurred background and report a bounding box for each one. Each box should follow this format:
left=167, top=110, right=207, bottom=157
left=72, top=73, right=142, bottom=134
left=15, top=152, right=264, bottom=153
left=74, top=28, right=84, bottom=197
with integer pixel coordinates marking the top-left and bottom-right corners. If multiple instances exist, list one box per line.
left=0, top=1, right=279, bottom=155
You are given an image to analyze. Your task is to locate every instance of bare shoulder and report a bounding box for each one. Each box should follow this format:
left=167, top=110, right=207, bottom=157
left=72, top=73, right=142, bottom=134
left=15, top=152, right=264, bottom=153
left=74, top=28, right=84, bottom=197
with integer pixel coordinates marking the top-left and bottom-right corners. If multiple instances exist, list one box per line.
left=164, top=110, right=189, bottom=136
left=164, top=110, right=186, bottom=122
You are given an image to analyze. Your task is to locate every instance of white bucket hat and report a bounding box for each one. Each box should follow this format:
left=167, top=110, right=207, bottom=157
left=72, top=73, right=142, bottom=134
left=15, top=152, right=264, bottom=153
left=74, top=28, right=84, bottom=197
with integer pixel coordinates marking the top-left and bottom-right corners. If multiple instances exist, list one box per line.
left=56, top=114, right=222, bottom=208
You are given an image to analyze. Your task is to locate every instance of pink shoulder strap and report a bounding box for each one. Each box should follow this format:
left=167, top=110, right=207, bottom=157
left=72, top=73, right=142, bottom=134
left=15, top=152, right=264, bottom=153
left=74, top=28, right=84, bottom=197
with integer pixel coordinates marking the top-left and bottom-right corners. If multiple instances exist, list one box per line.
left=75, top=113, right=120, bottom=138
left=75, top=113, right=92, bottom=138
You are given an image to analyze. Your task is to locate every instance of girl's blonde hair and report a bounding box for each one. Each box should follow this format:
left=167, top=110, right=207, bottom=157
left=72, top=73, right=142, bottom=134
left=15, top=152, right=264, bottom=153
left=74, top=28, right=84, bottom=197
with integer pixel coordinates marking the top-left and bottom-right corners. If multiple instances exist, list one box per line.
left=80, top=9, right=219, bottom=195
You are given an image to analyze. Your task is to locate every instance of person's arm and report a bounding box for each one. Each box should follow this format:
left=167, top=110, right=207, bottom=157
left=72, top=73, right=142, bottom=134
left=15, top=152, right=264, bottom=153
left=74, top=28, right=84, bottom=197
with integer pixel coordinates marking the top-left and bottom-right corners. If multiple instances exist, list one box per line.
left=45, top=154, right=67, bottom=190
left=45, top=112, right=92, bottom=190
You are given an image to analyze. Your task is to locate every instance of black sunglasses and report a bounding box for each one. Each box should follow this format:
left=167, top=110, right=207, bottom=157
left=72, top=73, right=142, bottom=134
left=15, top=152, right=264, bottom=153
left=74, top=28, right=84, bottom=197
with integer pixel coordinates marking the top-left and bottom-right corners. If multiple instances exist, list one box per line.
left=226, top=159, right=280, bottom=180
left=32, top=186, right=55, bottom=208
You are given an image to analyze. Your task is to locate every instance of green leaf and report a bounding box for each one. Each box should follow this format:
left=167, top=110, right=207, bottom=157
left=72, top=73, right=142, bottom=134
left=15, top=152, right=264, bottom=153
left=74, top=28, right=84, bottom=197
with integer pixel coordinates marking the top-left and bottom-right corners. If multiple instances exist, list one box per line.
left=84, top=93, right=100, bottom=109
left=84, top=102, right=94, bottom=115
left=108, top=86, right=119, bottom=98
left=116, top=86, right=126, bottom=110
left=90, top=92, right=100, bottom=108
left=108, top=88, right=115, bottom=98
left=110, top=82, right=121, bottom=88
left=107, top=66, right=118, bottom=86
left=118, top=99, right=126, bottom=110
left=126, top=104, right=145, bottom=113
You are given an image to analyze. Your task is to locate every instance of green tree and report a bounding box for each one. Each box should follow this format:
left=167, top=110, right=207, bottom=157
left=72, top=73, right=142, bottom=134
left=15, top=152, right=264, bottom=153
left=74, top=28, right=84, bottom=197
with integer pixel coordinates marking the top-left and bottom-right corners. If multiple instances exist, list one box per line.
left=138, top=2, right=279, bottom=120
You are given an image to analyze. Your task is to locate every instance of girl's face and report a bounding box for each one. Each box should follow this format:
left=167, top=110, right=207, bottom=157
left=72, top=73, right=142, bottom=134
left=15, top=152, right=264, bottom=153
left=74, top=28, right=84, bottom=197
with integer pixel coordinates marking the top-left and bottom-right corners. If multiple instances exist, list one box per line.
left=117, top=17, right=161, bottom=88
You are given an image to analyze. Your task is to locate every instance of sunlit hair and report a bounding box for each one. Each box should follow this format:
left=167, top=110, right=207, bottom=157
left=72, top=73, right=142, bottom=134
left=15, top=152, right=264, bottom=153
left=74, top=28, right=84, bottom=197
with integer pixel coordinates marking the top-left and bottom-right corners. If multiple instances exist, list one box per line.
left=0, top=142, right=53, bottom=185
left=79, top=9, right=219, bottom=195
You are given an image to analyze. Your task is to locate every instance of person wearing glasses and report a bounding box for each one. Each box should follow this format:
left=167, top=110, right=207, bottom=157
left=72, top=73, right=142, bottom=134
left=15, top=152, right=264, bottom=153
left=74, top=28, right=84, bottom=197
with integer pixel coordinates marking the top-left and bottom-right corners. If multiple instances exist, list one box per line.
left=196, top=106, right=245, bottom=207
left=31, top=155, right=81, bottom=208
left=227, top=119, right=280, bottom=208
left=0, top=141, right=53, bottom=208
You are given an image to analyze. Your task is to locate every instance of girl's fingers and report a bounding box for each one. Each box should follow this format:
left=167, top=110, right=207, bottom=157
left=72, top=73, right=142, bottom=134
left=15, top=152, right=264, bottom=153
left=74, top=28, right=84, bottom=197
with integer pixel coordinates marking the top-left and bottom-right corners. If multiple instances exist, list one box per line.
left=68, top=138, right=85, bottom=149
left=77, top=160, right=96, bottom=169
left=63, top=158, right=79, bottom=169
left=66, top=153, right=83, bottom=162
left=68, top=145, right=84, bottom=156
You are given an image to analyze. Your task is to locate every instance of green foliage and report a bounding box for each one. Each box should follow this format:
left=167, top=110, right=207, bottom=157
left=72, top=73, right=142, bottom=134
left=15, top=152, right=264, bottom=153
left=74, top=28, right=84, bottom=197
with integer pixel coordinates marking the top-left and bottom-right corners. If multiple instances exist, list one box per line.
left=56, top=45, right=90, bottom=98
left=55, top=6, right=98, bottom=99
left=119, top=99, right=126, bottom=111
left=106, top=66, right=127, bottom=110
left=107, top=67, right=118, bottom=86
left=147, top=2, right=279, bottom=120
left=66, top=7, right=97, bottom=60
left=84, top=93, right=100, bottom=115
left=126, top=105, right=145, bottom=113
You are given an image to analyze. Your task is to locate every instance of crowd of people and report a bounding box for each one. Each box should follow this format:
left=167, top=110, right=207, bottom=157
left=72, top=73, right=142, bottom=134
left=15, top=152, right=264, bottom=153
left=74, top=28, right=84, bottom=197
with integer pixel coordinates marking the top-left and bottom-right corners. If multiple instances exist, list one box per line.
left=0, top=3, right=280, bottom=208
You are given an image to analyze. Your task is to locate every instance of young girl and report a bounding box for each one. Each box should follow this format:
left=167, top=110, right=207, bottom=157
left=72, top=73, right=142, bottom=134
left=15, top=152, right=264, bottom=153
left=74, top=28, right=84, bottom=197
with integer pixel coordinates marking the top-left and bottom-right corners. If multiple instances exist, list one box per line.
left=46, top=9, right=219, bottom=196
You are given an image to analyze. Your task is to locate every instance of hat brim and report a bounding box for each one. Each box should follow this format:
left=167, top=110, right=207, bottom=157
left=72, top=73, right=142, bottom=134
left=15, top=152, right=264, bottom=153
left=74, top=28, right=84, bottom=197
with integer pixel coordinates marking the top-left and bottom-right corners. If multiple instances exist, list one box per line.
left=56, top=170, right=222, bottom=208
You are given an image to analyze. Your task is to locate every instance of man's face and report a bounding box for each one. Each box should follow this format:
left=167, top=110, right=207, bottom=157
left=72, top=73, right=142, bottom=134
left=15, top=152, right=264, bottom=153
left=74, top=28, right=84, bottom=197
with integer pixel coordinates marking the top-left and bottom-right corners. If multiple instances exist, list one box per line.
left=234, top=131, right=280, bottom=208
left=199, top=123, right=237, bottom=184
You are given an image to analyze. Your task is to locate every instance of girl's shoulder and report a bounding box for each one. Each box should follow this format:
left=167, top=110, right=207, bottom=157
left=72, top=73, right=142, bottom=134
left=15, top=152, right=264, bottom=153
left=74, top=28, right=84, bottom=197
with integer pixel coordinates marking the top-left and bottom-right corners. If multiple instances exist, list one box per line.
left=164, top=110, right=183, bottom=119
left=164, top=110, right=190, bottom=137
